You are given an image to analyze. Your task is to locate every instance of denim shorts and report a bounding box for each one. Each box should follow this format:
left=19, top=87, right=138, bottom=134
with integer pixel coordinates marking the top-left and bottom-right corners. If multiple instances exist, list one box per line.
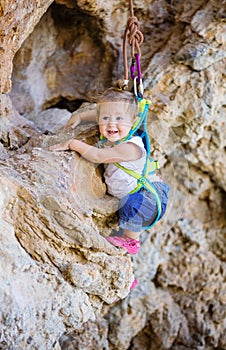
left=118, top=182, right=170, bottom=232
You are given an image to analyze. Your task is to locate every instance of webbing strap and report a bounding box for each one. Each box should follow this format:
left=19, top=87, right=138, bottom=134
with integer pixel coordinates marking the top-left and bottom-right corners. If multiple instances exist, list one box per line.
left=115, top=98, right=150, bottom=145
left=100, top=96, right=162, bottom=229
left=114, top=162, right=162, bottom=229
left=115, top=160, right=159, bottom=177
left=147, top=159, right=160, bottom=174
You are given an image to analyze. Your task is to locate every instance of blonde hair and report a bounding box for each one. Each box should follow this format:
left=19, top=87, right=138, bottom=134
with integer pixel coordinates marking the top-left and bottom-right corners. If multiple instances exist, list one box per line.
left=96, top=85, right=138, bottom=120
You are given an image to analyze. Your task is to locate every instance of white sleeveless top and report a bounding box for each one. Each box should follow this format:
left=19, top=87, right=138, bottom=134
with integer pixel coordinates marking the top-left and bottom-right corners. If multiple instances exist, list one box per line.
left=103, top=136, right=160, bottom=199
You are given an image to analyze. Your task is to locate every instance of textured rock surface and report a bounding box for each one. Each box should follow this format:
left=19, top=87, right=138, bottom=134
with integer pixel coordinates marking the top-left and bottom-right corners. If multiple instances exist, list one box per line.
left=0, top=0, right=54, bottom=93
left=0, top=0, right=226, bottom=349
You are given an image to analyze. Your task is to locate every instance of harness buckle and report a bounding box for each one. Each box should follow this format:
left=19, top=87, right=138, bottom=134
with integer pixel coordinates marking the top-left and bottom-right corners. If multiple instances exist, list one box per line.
left=138, top=176, right=147, bottom=185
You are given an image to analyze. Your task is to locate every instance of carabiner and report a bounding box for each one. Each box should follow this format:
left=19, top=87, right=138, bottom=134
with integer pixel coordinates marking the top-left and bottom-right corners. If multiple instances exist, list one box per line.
left=134, top=76, right=144, bottom=98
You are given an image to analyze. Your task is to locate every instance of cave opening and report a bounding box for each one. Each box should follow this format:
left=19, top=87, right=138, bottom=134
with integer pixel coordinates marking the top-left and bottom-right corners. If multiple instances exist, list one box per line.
left=9, top=1, right=111, bottom=130
left=51, top=97, right=86, bottom=112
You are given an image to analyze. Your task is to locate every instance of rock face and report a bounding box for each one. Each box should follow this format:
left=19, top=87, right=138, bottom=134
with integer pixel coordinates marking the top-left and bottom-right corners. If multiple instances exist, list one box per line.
left=0, top=0, right=226, bottom=349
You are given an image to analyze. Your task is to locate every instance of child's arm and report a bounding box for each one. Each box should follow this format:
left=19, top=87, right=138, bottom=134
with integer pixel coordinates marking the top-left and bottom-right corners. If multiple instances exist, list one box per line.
left=50, top=139, right=142, bottom=164
left=66, top=108, right=97, bottom=129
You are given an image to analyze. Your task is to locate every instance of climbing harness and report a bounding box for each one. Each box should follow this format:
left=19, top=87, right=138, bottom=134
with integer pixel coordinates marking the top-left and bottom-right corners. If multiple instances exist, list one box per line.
left=102, top=0, right=162, bottom=229
left=114, top=99, right=162, bottom=229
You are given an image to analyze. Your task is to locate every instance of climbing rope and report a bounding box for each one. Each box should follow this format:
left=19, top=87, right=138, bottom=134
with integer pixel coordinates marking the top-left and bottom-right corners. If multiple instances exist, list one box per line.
left=123, top=0, right=144, bottom=96
left=116, top=1, right=163, bottom=230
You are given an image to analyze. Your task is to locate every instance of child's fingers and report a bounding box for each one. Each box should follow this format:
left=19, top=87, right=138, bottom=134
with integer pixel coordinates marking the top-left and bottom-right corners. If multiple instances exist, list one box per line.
left=66, top=114, right=81, bottom=128
left=71, top=121, right=79, bottom=129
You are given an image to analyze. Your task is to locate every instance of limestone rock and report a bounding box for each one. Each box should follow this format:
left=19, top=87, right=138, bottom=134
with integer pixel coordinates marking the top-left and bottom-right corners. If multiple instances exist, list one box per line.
left=33, top=108, right=71, bottom=132
left=0, top=173, right=95, bottom=349
left=0, top=0, right=226, bottom=349
left=0, top=125, right=134, bottom=347
left=0, top=0, right=54, bottom=93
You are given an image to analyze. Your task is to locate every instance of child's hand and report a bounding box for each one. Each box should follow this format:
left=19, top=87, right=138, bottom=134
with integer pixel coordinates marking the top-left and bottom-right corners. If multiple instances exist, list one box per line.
left=49, top=140, right=72, bottom=151
left=66, top=109, right=97, bottom=128
left=66, top=112, right=81, bottom=129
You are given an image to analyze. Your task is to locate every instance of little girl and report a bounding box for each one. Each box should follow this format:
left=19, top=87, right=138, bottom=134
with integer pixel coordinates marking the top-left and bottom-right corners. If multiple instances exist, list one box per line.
left=50, top=87, right=169, bottom=255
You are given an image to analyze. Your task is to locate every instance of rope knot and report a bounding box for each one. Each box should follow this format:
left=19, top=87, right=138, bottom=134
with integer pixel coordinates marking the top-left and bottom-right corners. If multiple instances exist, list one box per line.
left=122, top=0, right=144, bottom=82
left=126, top=16, right=144, bottom=58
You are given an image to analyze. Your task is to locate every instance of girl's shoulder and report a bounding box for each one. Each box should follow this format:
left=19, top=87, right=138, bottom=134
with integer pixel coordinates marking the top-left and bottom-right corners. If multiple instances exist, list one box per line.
left=122, top=136, right=146, bottom=159
left=124, top=136, right=145, bottom=149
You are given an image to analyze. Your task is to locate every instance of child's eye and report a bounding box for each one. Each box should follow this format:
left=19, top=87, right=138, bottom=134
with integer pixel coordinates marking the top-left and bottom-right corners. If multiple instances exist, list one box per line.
left=116, top=116, right=123, bottom=121
left=102, top=116, right=109, bottom=120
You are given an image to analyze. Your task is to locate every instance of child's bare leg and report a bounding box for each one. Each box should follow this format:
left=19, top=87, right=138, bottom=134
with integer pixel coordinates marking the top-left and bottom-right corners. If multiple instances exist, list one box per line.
left=123, top=229, right=140, bottom=240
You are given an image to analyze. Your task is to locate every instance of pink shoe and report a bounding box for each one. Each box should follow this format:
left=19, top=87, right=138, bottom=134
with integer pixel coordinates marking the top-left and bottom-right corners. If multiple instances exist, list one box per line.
left=130, top=278, right=138, bottom=291
left=106, top=235, right=140, bottom=255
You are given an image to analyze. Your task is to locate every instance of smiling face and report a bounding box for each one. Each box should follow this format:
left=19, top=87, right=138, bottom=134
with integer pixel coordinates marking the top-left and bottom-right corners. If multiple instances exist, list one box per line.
left=98, top=102, right=135, bottom=143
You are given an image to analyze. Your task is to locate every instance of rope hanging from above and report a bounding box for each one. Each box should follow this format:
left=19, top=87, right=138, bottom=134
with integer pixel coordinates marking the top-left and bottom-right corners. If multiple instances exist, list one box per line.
left=111, top=1, right=164, bottom=230
left=123, top=0, right=144, bottom=97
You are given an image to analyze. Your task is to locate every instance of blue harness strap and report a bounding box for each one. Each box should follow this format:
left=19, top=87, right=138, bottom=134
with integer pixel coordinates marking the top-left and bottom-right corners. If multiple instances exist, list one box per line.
left=114, top=98, right=162, bottom=230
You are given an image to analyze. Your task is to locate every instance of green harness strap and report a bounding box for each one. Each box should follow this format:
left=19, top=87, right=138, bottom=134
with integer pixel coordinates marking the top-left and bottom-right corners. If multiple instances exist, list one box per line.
left=114, top=160, right=162, bottom=229
left=112, top=98, right=163, bottom=229
left=100, top=98, right=163, bottom=229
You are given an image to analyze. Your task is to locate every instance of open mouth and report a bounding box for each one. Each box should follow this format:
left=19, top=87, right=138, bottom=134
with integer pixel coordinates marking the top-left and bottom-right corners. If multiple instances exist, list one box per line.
left=107, top=130, right=118, bottom=135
